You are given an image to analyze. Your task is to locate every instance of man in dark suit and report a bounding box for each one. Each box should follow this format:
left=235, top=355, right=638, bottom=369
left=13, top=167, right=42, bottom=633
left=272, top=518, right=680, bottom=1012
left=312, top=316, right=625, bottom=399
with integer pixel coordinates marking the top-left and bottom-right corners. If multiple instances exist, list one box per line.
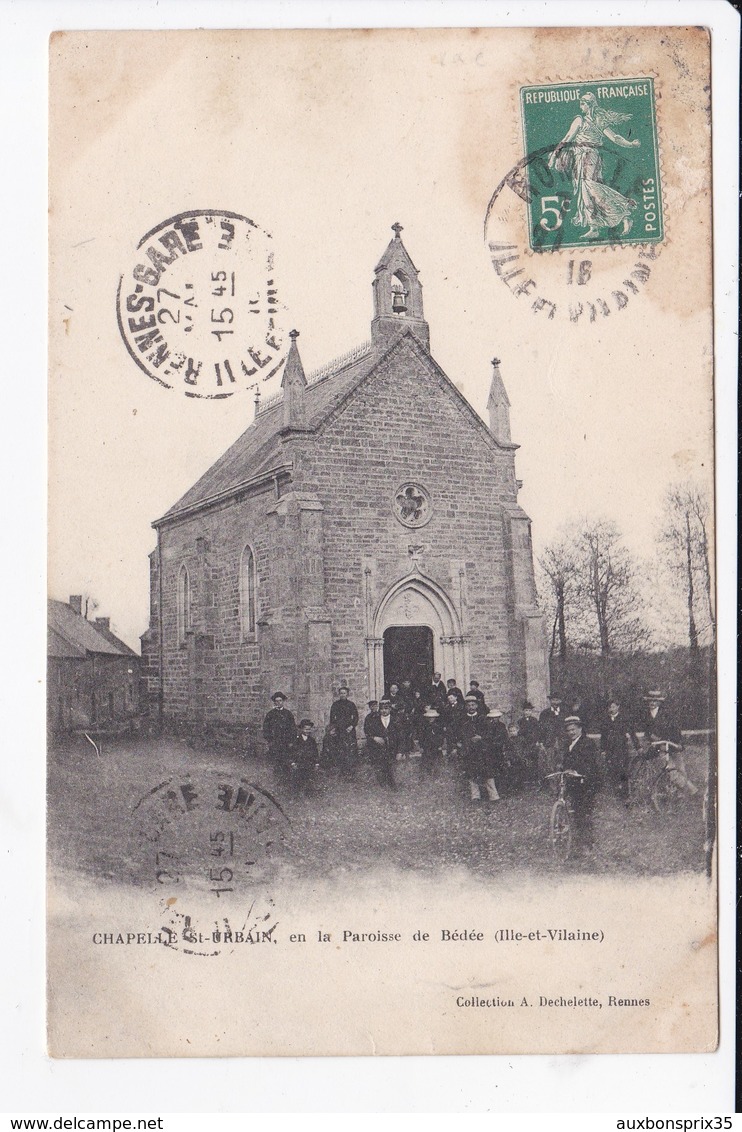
left=460, top=696, right=500, bottom=801
left=419, top=705, right=444, bottom=779
left=262, top=692, right=296, bottom=778
left=289, top=719, right=321, bottom=794
left=428, top=672, right=447, bottom=710
left=539, top=693, right=565, bottom=785
left=562, top=715, right=600, bottom=850
left=327, top=685, right=359, bottom=778
left=441, top=690, right=464, bottom=756
left=517, top=700, right=543, bottom=789
left=446, top=678, right=465, bottom=706
left=364, top=699, right=401, bottom=788
left=639, top=690, right=697, bottom=796
left=600, top=696, right=640, bottom=798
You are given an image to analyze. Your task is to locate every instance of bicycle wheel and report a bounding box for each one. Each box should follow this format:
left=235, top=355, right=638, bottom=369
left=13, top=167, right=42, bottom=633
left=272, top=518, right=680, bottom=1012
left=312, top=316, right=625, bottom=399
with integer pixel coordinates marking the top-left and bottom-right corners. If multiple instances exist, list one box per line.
left=550, top=799, right=572, bottom=862
left=650, top=769, right=679, bottom=813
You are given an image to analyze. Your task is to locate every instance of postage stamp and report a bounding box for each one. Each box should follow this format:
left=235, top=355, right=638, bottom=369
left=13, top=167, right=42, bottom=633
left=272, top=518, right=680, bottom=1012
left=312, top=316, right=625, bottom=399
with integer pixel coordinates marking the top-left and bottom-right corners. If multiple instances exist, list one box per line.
left=116, top=209, right=286, bottom=399
left=519, top=79, right=663, bottom=251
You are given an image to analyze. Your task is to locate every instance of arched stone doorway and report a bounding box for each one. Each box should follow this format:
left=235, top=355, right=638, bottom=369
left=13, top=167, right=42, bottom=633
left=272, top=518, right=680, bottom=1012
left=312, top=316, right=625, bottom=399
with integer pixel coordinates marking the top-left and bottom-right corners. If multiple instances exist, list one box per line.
left=366, top=571, right=466, bottom=701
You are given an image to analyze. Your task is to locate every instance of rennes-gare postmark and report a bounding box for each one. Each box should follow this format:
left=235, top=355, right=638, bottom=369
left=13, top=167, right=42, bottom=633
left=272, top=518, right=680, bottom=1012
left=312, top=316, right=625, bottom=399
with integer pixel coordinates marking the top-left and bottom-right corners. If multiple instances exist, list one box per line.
left=116, top=210, right=286, bottom=398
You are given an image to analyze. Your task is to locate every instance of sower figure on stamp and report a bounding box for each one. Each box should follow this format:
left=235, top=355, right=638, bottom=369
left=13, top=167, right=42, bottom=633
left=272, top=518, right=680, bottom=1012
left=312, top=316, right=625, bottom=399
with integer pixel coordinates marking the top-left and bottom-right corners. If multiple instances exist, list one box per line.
left=562, top=715, right=600, bottom=851
left=262, top=692, right=296, bottom=782
left=600, top=695, right=640, bottom=800
left=327, top=685, right=359, bottom=779
left=460, top=695, right=500, bottom=802
left=364, top=699, right=401, bottom=789
left=548, top=91, right=641, bottom=239
left=289, top=719, right=321, bottom=795
left=539, top=693, right=566, bottom=788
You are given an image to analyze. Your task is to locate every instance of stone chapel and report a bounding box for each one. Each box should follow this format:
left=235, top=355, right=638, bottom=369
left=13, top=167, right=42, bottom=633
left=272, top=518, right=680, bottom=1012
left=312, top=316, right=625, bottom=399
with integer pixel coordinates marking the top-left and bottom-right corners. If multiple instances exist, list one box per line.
left=141, top=226, right=548, bottom=730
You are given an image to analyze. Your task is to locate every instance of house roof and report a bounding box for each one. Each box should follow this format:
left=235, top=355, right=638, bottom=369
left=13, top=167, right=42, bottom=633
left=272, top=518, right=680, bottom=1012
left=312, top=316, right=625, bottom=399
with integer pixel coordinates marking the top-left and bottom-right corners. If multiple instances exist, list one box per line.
left=47, top=600, right=136, bottom=659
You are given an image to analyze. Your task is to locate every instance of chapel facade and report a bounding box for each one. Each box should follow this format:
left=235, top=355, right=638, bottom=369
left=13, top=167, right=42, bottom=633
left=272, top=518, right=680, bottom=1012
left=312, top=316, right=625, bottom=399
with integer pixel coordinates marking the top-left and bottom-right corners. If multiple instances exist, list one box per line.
left=141, top=226, right=548, bottom=730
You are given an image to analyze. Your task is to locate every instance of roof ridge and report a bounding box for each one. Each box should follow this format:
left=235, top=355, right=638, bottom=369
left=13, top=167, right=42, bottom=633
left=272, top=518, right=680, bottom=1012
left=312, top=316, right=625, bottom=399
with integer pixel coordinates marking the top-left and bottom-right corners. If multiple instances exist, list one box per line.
left=256, top=340, right=374, bottom=416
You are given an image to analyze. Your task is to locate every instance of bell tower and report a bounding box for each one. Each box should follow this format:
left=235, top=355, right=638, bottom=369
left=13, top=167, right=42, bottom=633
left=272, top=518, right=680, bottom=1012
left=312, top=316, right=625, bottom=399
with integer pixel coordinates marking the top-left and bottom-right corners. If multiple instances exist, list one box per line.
left=371, top=223, right=430, bottom=351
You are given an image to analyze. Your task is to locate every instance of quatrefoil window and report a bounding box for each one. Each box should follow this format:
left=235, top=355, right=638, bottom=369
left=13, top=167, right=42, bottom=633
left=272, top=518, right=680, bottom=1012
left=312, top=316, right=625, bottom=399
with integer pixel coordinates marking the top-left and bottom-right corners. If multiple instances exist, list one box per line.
left=393, top=483, right=432, bottom=528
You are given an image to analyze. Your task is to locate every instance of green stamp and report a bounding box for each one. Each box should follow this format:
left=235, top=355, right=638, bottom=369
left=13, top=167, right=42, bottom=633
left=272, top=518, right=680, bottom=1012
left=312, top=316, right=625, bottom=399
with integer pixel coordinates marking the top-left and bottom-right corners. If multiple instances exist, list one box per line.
left=520, top=78, right=663, bottom=251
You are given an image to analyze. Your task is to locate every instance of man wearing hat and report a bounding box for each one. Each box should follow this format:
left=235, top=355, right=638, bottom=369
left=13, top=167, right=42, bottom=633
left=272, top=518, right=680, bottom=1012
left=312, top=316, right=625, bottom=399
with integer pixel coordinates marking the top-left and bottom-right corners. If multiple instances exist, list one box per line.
left=327, top=684, right=359, bottom=779
left=442, top=689, right=464, bottom=757
left=600, top=695, right=640, bottom=799
left=640, top=690, right=697, bottom=796
left=363, top=699, right=380, bottom=743
left=562, top=714, right=600, bottom=850
left=460, top=695, right=500, bottom=802
left=446, top=677, right=465, bottom=706
left=539, top=693, right=566, bottom=786
left=484, top=707, right=509, bottom=798
left=363, top=699, right=401, bottom=788
left=517, top=700, right=543, bottom=790
left=468, top=680, right=489, bottom=715
left=419, top=703, right=444, bottom=779
left=289, top=719, right=321, bottom=794
left=262, top=692, right=296, bottom=779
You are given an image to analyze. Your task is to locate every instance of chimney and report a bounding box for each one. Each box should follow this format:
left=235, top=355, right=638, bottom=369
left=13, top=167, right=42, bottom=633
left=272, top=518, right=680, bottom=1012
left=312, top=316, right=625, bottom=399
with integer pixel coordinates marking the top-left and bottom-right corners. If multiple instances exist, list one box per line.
left=95, top=617, right=111, bottom=630
left=69, top=595, right=83, bottom=616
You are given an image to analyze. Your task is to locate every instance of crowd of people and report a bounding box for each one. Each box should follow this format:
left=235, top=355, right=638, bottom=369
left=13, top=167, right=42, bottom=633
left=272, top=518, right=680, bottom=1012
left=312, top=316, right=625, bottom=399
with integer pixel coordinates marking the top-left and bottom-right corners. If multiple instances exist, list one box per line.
left=262, top=678, right=696, bottom=847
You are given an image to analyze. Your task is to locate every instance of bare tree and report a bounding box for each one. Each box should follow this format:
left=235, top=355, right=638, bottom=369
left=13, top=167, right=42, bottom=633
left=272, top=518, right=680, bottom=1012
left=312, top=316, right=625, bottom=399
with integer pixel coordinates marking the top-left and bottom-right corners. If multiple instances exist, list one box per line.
left=576, top=518, right=651, bottom=655
left=658, top=482, right=715, bottom=649
left=538, top=537, right=580, bottom=659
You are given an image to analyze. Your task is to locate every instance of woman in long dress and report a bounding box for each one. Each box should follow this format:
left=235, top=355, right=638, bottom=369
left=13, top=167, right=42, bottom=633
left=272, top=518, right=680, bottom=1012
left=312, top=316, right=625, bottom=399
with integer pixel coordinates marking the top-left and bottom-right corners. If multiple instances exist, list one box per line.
left=548, top=92, right=641, bottom=238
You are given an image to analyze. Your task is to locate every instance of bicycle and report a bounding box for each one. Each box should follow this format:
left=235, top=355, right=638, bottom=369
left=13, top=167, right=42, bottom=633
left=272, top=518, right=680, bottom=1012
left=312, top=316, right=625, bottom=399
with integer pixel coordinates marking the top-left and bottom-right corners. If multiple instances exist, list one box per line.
left=627, top=740, right=688, bottom=813
left=545, top=769, right=585, bottom=863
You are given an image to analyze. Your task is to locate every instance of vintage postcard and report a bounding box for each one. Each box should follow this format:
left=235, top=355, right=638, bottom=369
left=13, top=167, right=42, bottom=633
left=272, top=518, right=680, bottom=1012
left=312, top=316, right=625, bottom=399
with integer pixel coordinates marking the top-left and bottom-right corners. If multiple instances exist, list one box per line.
left=47, top=25, right=720, bottom=1059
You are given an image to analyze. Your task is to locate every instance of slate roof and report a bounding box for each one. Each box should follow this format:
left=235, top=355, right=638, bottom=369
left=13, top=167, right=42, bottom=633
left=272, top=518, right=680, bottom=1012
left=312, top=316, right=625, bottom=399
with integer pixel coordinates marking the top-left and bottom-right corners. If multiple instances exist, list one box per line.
left=48, top=600, right=136, bottom=658
left=157, top=343, right=379, bottom=524
left=155, top=325, right=514, bottom=527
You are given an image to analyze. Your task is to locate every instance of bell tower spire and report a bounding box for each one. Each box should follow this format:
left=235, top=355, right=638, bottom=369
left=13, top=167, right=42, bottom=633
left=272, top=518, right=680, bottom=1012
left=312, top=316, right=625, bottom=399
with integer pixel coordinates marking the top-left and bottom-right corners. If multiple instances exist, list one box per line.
left=371, top=223, right=430, bottom=351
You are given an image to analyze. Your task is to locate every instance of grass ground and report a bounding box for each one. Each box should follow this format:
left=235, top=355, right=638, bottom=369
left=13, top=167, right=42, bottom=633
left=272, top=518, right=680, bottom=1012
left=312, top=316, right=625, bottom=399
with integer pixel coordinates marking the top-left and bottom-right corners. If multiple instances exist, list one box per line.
left=47, top=735, right=711, bottom=885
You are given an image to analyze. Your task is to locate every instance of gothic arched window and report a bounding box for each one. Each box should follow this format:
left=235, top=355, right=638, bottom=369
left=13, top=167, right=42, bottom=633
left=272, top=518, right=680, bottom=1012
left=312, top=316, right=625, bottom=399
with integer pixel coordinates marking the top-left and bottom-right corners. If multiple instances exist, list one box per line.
left=240, top=544, right=257, bottom=639
left=176, top=563, right=191, bottom=645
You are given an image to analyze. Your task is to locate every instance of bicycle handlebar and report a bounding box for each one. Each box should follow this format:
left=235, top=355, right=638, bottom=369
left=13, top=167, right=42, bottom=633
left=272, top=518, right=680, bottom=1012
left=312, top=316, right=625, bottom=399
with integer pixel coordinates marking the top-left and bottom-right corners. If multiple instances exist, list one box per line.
left=545, top=769, right=584, bottom=780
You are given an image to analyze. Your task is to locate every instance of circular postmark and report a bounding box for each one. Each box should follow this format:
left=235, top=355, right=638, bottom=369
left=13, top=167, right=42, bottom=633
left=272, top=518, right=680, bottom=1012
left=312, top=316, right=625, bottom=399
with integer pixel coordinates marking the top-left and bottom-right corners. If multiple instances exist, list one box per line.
left=116, top=210, right=286, bottom=398
left=485, top=78, right=665, bottom=324
left=131, top=773, right=292, bottom=956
